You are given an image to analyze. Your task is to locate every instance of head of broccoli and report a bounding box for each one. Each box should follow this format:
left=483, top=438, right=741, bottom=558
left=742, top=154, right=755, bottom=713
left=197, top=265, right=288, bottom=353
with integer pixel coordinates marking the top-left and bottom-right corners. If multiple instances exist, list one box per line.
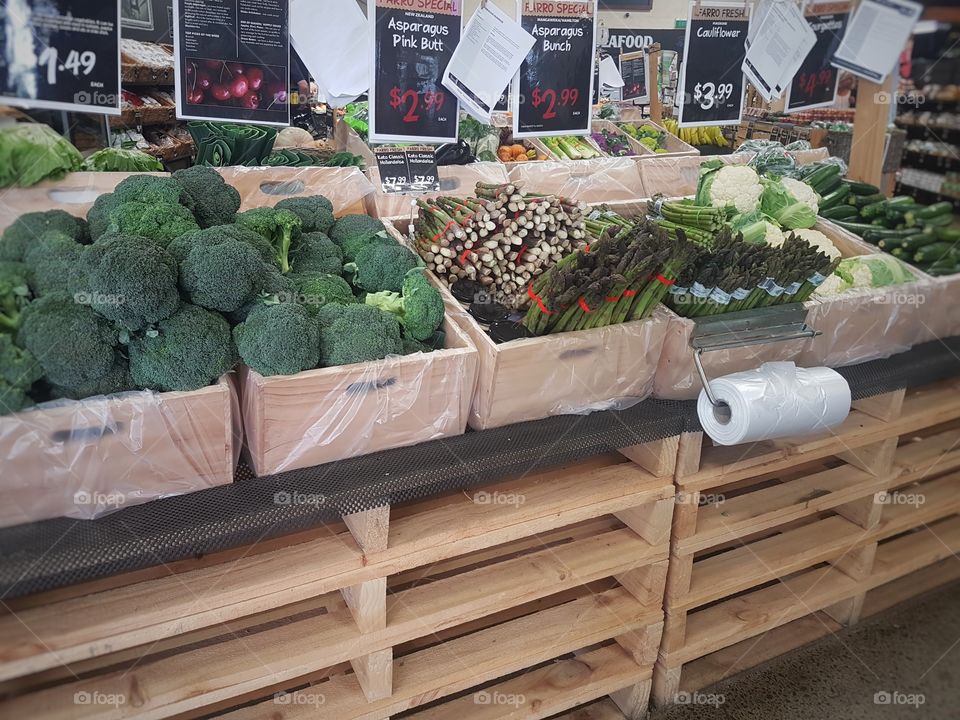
left=330, top=215, right=388, bottom=262
left=86, top=193, right=119, bottom=241
left=0, top=334, right=42, bottom=415
left=233, top=302, right=319, bottom=377
left=23, top=231, right=84, bottom=297
left=106, top=202, right=201, bottom=245
left=50, top=351, right=135, bottom=401
left=1, top=210, right=89, bottom=261
left=346, top=241, right=421, bottom=294
left=290, top=232, right=343, bottom=275
left=288, top=272, right=356, bottom=315
left=18, top=292, right=118, bottom=391
left=317, top=303, right=403, bottom=367
left=112, top=175, right=193, bottom=208
left=172, top=166, right=242, bottom=228
left=275, top=196, right=335, bottom=234
left=128, top=303, right=237, bottom=392
left=223, top=265, right=298, bottom=327
left=0, top=261, right=33, bottom=333
left=365, top=270, right=444, bottom=342
left=72, top=235, right=180, bottom=331
left=167, top=224, right=274, bottom=266
left=235, top=207, right=303, bottom=273
left=179, top=236, right=269, bottom=313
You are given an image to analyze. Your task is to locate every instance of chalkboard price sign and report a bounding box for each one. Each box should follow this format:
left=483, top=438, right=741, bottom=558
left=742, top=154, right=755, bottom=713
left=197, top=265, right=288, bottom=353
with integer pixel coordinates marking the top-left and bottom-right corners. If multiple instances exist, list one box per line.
left=513, top=0, right=597, bottom=138
left=369, top=0, right=461, bottom=144
left=0, top=0, right=120, bottom=115
left=677, top=1, right=750, bottom=127
left=376, top=146, right=441, bottom=194
left=785, top=2, right=851, bottom=113
left=619, top=51, right=648, bottom=103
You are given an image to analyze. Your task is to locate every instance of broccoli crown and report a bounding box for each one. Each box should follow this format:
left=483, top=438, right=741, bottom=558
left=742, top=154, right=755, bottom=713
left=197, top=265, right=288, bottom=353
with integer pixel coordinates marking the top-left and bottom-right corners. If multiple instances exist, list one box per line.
left=180, top=238, right=268, bottom=313
left=113, top=175, right=193, bottom=209
left=317, top=303, right=403, bottom=367
left=233, top=302, right=319, bottom=377
left=172, top=166, right=242, bottom=228
left=50, top=351, right=134, bottom=401
left=288, top=272, right=356, bottom=315
left=366, top=270, right=444, bottom=341
left=87, top=193, right=120, bottom=241
left=219, top=224, right=277, bottom=265
left=73, top=235, right=180, bottom=330
left=235, top=207, right=303, bottom=273
left=128, top=303, right=237, bottom=392
left=330, top=215, right=388, bottom=262
left=18, top=292, right=118, bottom=390
left=0, top=333, right=42, bottom=414
left=348, top=241, right=420, bottom=293
left=275, top=196, right=335, bottom=234
left=107, top=202, right=201, bottom=245
left=0, top=261, right=33, bottom=333
left=24, top=231, right=84, bottom=297
left=167, top=224, right=274, bottom=267
left=1, top=210, right=89, bottom=261
left=401, top=336, right=430, bottom=355
left=290, top=232, right=343, bottom=275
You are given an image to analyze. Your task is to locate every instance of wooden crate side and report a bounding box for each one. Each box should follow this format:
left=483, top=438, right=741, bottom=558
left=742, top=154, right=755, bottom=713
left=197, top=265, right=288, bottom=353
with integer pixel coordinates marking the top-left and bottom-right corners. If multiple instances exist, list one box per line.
left=0, top=461, right=670, bottom=681
left=242, top=314, right=477, bottom=475
left=217, top=166, right=374, bottom=216
left=0, top=378, right=235, bottom=529
left=217, top=589, right=660, bottom=720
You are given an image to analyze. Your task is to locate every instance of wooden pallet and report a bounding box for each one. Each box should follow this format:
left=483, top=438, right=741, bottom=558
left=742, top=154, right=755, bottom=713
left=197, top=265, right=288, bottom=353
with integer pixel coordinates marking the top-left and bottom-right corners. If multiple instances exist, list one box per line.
left=0, top=434, right=681, bottom=720
left=651, top=380, right=960, bottom=706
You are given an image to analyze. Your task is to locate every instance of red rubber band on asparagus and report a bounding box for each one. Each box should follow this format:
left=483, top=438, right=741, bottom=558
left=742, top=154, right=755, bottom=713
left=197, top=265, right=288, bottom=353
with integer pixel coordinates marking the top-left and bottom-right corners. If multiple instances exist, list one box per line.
left=656, top=274, right=675, bottom=286
left=623, top=289, right=637, bottom=296
left=578, top=297, right=592, bottom=313
left=528, top=285, right=553, bottom=315
left=458, top=247, right=472, bottom=266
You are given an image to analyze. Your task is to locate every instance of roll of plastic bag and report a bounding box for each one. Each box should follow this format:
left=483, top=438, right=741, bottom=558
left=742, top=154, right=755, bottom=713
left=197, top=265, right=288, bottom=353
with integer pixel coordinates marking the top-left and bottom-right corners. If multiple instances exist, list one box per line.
left=697, top=361, right=851, bottom=446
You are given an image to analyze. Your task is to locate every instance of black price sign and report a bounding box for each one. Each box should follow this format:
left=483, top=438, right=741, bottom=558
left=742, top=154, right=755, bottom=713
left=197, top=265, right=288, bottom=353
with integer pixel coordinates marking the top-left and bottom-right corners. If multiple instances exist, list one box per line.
left=0, top=1, right=120, bottom=115
left=513, top=0, right=596, bottom=138
left=785, top=2, right=850, bottom=113
left=174, top=0, right=290, bottom=125
left=376, top=146, right=440, bottom=194
left=620, top=51, right=648, bottom=102
left=678, top=2, right=750, bottom=127
left=369, top=0, right=461, bottom=144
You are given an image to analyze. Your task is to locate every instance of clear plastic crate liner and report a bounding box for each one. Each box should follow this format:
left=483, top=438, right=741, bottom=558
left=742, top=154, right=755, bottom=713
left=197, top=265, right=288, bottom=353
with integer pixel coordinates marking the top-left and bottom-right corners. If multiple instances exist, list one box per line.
left=365, top=162, right=510, bottom=219
left=0, top=377, right=240, bottom=527
left=0, top=171, right=169, bottom=233
left=239, top=313, right=478, bottom=475
left=918, top=274, right=960, bottom=343
left=333, top=118, right=376, bottom=169
left=217, top=166, right=375, bottom=216
left=507, top=157, right=646, bottom=203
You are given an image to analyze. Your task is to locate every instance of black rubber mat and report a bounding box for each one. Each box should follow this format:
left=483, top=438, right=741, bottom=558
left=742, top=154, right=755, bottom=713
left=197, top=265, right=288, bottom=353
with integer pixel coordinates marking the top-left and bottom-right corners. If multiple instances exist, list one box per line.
left=0, top=337, right=958, bottom=599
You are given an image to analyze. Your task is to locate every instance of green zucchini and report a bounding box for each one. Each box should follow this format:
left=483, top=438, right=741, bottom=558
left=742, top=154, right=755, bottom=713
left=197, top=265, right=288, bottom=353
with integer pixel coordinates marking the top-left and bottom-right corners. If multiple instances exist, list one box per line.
left=829, top=220, right=879, bottom=237
left=913, top=242, right=959, bottom=265
left=805, top=164, right=843, bottom=194
left=890, top=248, right=908, bottom=259
left=923, top=214, right=955, bottom=228
left=819, top=187, right=851, bottom=211
left=847, top=193, right=885, bottom=208
left=862, top=227, right=916, bottom=243
left=927, top=266, right=960, bottom=277
left=897, top=233, right=939, bottom=253
left=842, top=179, right=881, bottom=196
left=860, top=201, right=889, bottom=219
left=934, top=226, right=960, bottom=242
left=816, top=173, right=844, bottom=197
left=820, top=205, right=860, bottom=221
left=916, top=201, right=954, bottom=219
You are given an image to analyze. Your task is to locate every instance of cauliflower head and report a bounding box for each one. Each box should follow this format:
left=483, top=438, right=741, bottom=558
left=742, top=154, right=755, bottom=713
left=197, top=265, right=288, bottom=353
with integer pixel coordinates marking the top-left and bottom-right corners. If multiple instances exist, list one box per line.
left=697, top=164, right=763, bottom=214
left=764, top=222, right=785, bottom=247
left=781, top=177, right=820, bottom=213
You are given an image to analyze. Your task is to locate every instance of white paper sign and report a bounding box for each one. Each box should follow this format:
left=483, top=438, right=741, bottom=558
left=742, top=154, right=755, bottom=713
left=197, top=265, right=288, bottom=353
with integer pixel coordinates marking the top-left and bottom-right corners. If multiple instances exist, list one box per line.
left=831, top=0, right=922, bottom=83
left=742, top=0, right=816, bottom=102
left=442, top=2, right=535, bottom=122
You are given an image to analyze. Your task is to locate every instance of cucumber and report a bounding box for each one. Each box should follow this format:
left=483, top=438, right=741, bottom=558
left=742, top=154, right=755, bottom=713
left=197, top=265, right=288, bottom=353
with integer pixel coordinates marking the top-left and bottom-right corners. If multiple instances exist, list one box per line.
left=913, top=242, right=958, bottom=265
left=842, top=179, right=881, bottom=196
left=916, top=201, right=955, bottom=219
left=820, top=205, right=860, bottom=221
left=934, top=226, right=960, bottom=242
left=819, top=187, right=851, bottom=211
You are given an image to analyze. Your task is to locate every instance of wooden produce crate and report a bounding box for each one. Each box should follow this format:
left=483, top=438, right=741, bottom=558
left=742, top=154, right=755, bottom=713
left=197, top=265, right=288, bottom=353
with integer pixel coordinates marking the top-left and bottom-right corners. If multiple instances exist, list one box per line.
left=610, top=119, right=699, bottom=158
left=0, top=440, right=681, bottom=720
left=651, top=380, right=960, bottom=706
left=496, top=132, right=553, bottom=165
left=364, top=162, right=510, bottom=219
left=218, top=166, right=373, bottom=216
left=239, top=310, right=478, bottom=475
left=0, top=377, right=239, bottom=528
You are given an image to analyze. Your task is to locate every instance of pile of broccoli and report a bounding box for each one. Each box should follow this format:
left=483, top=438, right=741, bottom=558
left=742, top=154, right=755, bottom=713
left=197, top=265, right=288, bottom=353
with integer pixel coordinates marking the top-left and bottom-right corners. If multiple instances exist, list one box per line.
left=0, top=170, right=447, bottom=415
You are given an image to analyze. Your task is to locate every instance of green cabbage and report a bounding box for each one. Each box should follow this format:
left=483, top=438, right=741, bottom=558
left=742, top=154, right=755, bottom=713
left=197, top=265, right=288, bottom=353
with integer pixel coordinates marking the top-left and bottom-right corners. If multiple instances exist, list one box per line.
left=0, top=124, right=83, bottom=188
left=759, top=178, right=816, bottom=230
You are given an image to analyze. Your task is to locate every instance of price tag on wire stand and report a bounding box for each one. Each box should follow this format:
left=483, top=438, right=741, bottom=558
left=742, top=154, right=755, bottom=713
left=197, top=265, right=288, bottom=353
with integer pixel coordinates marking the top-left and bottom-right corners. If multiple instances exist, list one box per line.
left=741, top=0, right=815, bottom=103
left=375, top=146, right=441, bottom=195
left=0, top=0, right=121, bottom=115
left=785, top=2, right=851, bottom=113
left=512, top=0, right=597, bottom=138
left=677, top=1, right=750, bottom=128
left=369, top=0, right=462, bottom=144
